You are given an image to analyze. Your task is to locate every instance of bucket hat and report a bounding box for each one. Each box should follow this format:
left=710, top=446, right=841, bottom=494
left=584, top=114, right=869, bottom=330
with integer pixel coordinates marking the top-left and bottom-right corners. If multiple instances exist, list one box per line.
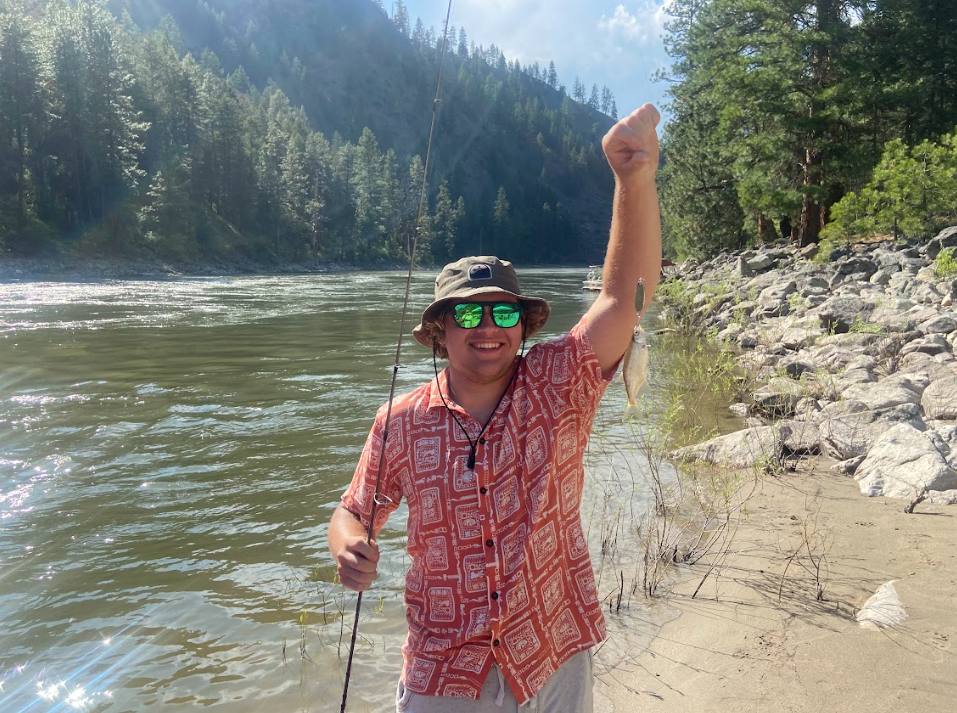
left=412, top=256, right=551, bottom=350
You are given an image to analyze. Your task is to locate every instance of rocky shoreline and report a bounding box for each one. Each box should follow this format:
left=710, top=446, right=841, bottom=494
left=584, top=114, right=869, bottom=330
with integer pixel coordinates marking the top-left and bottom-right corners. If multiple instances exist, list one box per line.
left=661, top=226, right=957, bottom=509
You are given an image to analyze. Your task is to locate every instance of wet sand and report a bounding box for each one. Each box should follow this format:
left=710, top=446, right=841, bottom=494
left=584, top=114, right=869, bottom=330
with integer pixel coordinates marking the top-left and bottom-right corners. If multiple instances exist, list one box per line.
left=595, top=460, right=957, bottom=713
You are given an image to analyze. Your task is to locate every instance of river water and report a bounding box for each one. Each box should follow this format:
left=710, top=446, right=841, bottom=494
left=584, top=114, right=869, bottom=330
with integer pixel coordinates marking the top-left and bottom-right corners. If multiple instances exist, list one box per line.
left=0, top=270, right=721, bottom=712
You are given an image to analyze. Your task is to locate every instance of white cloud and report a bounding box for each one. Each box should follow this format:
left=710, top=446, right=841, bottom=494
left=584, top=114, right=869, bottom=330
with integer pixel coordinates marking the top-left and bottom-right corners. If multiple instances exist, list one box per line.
left=405, top=0, right=674, bottom=115
left=599, top=2, right=671, bottom=47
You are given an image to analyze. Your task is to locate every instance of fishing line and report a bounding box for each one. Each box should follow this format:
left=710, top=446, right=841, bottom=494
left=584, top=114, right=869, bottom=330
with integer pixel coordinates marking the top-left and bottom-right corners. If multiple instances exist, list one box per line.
left=339, top=2, right=455, bottom=711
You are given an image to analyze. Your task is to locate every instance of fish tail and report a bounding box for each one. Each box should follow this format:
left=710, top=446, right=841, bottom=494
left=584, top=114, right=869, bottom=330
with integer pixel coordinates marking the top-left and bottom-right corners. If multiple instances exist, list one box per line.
left=623, top=402, right=641, bottom=420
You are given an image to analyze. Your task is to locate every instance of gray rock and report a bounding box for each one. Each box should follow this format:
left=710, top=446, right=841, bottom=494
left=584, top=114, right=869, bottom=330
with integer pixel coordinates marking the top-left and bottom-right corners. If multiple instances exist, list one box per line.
left=718, top=323, right=745, bottom=342
left=793, top=397, right=823, bottom=421
left=815, top=296, right=870, bottom=334
left=925, top=226, right=957, bottom=260
left=845, top=355, right=878, bottom=372
left=918, top=314, right=957, bottom=335
left=900, top=334, right=951, bottom=357
left=672, top=426, right=781, bottom=469
left=777, top=420, right=821, bottom=455
left=842, top=382, right=921, bottom=411
left=855, top=423, right=957, bottom=499
left=927, top=490, right=957, bottom=506
left=747, top=254, right=777, bottom=272
left=752, top=378, right=810, bottom=417
left=874, top=402, right=924, bottom=425
left=799, top=243, right=819, bottom=260
left=759, top=281, right=798, bottom=304
left=922, top=373, right=957, bottom=420
left=897, top=352, right=957, bottom=381
left=736, top=255, right=755, bottom=277
left=836, top=257, right=879, bottom=279
left=818, top=406, right=925, bottom=460
left=833, top=455, right=866, bottom=475
left=729, top=403, right=750, bottom=417
left=870, top=306, right=917, bottom=333
left=779, top=357, right=816, bottom=379
left=870, top=269, right=894, bottom=286
left=929, top=421, right=957, bottom=447
left=813, top=400, right=870, bottom=424
left=878, top=372, right=930, bottom=396
left=913, top=283, right=943, bottom=304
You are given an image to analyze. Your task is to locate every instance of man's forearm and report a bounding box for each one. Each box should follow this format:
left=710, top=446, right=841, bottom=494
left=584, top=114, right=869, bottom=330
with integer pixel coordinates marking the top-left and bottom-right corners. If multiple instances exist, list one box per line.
left=603, top=178, right=662, bottom=315
left=328, top=504, right=368, bottom=558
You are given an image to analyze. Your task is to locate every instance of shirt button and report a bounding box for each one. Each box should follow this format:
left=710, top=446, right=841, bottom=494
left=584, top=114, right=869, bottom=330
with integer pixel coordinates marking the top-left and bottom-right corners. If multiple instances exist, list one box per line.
left=493, top=639, right=501, bottom=647
left=491, top=592, right=499, bottom=600
left=480, top=487, right=488, bottom=495
left=485, top=539, right=494, bottom=548
left=479, top=438, right=486, bottom=445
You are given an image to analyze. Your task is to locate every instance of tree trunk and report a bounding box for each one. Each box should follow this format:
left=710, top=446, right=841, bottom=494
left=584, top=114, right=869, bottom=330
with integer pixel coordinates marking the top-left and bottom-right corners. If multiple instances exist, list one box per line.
left=758, top=214, right=777, bottom=243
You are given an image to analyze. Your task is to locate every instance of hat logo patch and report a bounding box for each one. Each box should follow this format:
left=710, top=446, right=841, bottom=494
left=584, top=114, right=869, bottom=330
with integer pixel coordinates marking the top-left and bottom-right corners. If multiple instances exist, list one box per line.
left=468, top=264, right=493, bottom=281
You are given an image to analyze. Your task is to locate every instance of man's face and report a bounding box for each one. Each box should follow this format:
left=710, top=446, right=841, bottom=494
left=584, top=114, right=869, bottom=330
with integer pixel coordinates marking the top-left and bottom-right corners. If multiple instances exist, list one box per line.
left=440, top=291, right=523, bottom=389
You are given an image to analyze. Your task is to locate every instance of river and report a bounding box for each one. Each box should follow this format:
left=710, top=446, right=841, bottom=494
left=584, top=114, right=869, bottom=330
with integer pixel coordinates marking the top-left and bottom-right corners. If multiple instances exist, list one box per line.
left=0, top=270, right=723, bottom=712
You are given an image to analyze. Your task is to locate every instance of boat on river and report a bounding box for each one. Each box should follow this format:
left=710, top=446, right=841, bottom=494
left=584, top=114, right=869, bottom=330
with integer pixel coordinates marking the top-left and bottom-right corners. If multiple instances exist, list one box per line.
left=582, top=266, right=602, bottom=291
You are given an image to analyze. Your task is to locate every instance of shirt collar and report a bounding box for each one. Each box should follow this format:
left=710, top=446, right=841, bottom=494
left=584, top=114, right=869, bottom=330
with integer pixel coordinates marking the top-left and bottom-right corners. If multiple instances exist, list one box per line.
left=426, top=360, right=521, bottom=418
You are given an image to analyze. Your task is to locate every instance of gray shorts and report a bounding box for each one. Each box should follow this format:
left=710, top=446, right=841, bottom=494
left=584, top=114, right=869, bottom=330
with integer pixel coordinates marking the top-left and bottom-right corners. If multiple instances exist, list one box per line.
left=395, top=649, right=594, bottom=712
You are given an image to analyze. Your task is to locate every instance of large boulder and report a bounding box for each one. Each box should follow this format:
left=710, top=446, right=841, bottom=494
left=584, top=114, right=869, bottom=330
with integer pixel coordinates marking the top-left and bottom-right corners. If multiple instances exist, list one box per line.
left=817, top=403, right=926, bottom=460
left=672, top=426, right=781, bottom=469
left=842, top=382, right=922, bottom=411
left=855, top=423, right=957, bottom=499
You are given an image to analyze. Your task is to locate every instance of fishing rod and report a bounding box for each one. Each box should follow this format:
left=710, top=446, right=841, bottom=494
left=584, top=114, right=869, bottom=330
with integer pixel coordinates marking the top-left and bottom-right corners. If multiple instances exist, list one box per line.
left=338, top=1, right=455, bottom=711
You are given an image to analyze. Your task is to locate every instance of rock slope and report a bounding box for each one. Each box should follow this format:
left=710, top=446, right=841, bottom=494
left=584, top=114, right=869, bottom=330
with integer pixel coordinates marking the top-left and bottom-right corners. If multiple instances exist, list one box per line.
left=666, top=226, right=957, bottom=507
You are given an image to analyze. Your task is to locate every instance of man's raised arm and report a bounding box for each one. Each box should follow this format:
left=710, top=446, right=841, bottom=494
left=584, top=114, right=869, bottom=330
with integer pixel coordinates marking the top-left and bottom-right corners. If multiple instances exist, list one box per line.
left=585, top=103, right=662, bottom=379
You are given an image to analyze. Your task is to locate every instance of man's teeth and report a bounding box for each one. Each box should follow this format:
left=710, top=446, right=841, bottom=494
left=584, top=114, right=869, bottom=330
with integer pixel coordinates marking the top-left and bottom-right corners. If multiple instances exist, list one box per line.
left=473, top=343, right=499, bottom=349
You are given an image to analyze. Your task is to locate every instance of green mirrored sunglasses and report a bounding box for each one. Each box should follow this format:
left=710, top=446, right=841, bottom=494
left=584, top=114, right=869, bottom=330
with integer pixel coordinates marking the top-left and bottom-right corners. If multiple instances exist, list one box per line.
left=450, top=301, right=523, bottom=329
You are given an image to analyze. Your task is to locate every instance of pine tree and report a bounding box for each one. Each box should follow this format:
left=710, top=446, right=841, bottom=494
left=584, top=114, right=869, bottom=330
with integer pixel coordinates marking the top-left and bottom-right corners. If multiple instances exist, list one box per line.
left=600, top=85, right=612, bottom=115
left=547, top=61, right=558, bottom=89
left=0, top=0, right=42, bottom=229
left=433, top=180, right=457, bottom=260
left=492, top=186, right=511, bottom=252
left=572, top=76, right=585, bottom=102
left=392, top=0, right=410, bottom=36
left=588, top=84, right=600, bottom=110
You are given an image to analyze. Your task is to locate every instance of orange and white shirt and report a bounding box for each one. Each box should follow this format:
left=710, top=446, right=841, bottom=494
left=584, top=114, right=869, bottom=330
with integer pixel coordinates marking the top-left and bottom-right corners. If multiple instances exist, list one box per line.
left=341, top=317, right=611, bottom=703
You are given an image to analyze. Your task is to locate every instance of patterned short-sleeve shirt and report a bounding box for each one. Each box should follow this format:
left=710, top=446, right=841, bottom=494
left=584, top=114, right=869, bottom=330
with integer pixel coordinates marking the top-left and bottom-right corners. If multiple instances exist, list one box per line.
left=341, top=317, right=612, bottom=704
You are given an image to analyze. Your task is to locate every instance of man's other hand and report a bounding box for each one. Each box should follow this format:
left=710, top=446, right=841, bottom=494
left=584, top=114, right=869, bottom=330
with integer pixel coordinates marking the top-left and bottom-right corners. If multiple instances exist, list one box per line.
left=335, top=536, right=380, bottom=592
left=602, top=103, right=661, bottom=186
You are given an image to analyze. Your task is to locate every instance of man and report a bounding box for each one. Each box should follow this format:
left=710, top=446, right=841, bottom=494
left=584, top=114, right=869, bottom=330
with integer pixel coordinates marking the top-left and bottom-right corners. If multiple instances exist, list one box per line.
left=328, top=104, right=661, bottom=711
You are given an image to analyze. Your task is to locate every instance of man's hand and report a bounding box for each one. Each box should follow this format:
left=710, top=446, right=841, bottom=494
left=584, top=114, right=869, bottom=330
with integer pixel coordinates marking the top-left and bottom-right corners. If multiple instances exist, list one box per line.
left=602, top=103, right=661, bottom=186
left=334, top=535, right=380, bottom=592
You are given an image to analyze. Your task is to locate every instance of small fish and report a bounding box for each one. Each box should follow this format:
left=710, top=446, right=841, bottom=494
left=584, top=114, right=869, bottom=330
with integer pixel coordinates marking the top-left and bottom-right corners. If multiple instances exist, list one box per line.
left=622, top=321, right=649, bottom=418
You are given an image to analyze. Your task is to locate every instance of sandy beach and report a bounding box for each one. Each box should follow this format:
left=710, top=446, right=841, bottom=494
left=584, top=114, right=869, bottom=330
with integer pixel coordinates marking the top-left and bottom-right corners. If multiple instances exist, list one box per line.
left=594, top=459, right=957, bottom=713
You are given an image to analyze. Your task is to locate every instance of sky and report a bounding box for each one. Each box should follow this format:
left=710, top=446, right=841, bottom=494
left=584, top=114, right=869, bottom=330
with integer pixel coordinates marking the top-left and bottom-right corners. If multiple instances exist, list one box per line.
left=400, top=0, right=675, bottom=124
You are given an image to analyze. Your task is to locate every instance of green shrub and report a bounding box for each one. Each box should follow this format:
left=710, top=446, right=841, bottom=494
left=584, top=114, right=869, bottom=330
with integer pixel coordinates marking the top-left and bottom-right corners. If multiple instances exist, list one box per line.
left=822, top=133, right=957, bottom=243
left=936, top=247, right=957, bottom=279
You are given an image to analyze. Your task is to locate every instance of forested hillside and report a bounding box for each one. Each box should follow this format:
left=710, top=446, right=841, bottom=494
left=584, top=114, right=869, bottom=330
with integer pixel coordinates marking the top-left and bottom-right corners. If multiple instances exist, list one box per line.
left=0, top=0, right=618, bottom=268
left=659, top=0, right=957, bottom=260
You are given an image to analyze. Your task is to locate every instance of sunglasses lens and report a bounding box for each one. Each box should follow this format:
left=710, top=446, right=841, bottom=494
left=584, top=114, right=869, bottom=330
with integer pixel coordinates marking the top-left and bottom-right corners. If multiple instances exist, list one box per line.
left=453, top=303, right=484, bottom=329
left=492, top=304, right=521, bottom=328
left=452, top=303, right=522, bottom=329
